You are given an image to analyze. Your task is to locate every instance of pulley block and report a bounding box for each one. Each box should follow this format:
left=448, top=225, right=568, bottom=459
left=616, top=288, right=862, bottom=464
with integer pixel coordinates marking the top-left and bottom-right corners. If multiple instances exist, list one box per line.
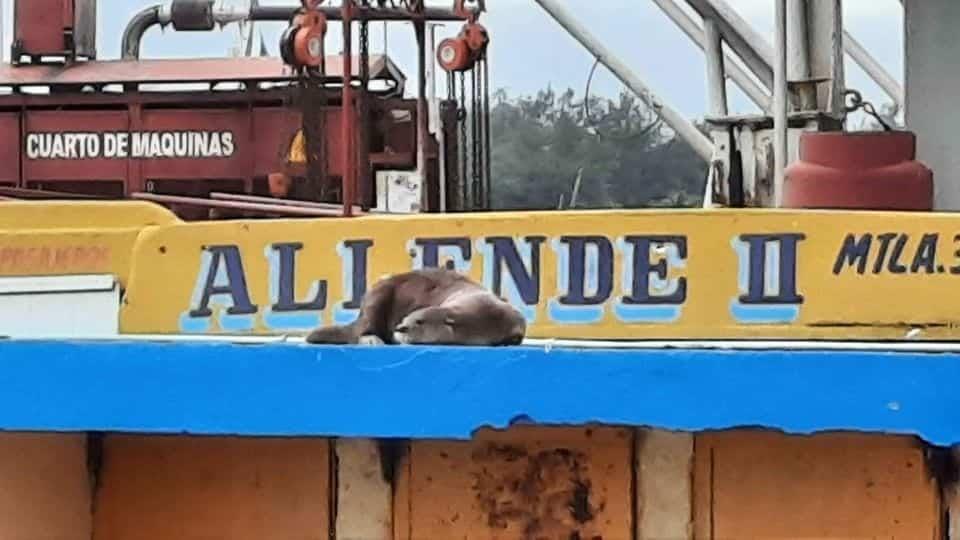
left=437, top=22, right=489, bottom=73
left=279, top=2, right=328, bottom=69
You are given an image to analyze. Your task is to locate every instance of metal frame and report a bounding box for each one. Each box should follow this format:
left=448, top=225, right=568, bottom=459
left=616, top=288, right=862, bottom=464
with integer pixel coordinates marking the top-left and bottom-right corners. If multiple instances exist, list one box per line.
left=682, top=0, right=902, bottom=111
left=0, top=338, right=958, bottom=446
left=534, top=0, right=714, bottom=162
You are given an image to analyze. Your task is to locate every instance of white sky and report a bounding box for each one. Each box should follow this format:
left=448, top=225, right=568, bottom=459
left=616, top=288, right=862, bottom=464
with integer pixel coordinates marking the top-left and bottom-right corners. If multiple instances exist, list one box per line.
left=0, top=0, right=904, bottom=119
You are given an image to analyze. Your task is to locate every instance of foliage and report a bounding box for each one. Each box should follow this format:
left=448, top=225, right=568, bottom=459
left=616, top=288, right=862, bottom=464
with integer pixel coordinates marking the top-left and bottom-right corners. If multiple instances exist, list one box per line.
left=487, top=86, right=707, bottom=210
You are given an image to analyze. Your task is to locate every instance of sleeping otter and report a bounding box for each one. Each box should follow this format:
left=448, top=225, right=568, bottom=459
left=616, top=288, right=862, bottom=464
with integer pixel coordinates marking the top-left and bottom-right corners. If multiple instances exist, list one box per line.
left=305, top=268, right=526, bottom=346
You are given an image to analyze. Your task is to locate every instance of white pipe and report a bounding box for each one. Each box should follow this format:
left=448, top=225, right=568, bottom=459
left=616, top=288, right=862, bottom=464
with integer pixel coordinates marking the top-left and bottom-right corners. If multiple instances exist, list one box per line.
left=0, top=0, right=4, bottom=64
left=773, top=0, right=788, bottom=207
left=425, top=23, right=447, bottom=212
left=844, top=30, right=904, bottom=109
left=786, top=0, right=810, bottom=81
left=690, top=0, right=899, bottom=115
left=534, top=0, right=714, bottom=161
left=703, top=18, right=728, bottom=116
left=686, top=0, right=775, bottom=88
left=651, top=0, right=770, bottom=111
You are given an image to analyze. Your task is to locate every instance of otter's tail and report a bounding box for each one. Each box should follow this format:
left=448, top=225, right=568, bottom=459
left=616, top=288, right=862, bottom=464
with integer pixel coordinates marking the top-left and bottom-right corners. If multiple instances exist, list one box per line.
left=305, top=323, right=358, bottom=344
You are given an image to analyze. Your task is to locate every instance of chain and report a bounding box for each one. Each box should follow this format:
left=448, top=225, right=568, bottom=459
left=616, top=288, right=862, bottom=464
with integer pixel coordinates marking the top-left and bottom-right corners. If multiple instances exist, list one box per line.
left=481, top=56, right=491, bottom=209
left=358, top=0, right=371, bottom=208
left=458, top=72, right=468, bottom=210
left=843, top=89, right=892, bottom=132
left=470, top=68, right=479, bottom=208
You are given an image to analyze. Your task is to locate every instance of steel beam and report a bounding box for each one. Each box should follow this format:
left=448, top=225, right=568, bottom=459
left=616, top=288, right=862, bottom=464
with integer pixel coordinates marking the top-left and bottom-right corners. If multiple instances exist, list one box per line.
left=844, top=30, right=904, bottom=109
left=685, top=0, right=775, bottom=89
left=650, top=0, right=770, bottom=111
left=534, top=0, right=714, bottom=161
left=773, top=0, right=788, bottom=206
left=684, top=0, right=901, bottom=111
left=703, top=18, right=728, bottom=116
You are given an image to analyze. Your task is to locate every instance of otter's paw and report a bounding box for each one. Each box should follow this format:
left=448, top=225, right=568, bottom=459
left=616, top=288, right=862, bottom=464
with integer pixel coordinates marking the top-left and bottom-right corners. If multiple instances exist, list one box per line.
left=358, top=335, right=386, bottom=346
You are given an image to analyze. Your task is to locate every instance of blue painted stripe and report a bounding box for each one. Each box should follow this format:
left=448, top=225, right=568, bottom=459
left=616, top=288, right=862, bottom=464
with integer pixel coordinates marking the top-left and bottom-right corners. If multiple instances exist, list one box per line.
left=0, top=340, right=958, bottom=445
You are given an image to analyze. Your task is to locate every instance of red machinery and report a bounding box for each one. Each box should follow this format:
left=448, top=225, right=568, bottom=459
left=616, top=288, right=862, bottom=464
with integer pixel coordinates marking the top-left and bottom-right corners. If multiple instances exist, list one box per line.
left=0, top=0, right=491, bottom=219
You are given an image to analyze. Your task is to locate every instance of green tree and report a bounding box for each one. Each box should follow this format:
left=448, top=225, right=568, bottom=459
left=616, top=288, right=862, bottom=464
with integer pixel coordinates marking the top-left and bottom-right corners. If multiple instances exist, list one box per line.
left=488, top=86, right=707, bottom=210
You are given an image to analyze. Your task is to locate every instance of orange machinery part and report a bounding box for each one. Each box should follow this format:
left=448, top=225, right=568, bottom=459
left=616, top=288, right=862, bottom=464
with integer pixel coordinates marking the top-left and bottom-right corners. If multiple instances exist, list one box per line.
left=437, top=22, right=488, bottom=73
left=782, top=131, right=933, bottom=211
left=292, top=12, right=327, bottom=68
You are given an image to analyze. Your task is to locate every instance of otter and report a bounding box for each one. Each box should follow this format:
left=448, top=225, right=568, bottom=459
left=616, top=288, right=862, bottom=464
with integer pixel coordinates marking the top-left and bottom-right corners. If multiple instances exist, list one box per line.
left=305, top=268, right=527, bottom=346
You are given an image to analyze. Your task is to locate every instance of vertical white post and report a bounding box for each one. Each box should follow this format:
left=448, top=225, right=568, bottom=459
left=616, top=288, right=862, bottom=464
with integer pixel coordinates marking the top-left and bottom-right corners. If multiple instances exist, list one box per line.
left=425, top=23, right=446, bottom=212
left=703, top=18, right=728, bottom=116
left=905, top=0, right=960, bottom=211
left=1, top=0, right=6, bottom=64
left=773, top=0, right=788, bottom=206
left=786, top=0, right=810, bottom=82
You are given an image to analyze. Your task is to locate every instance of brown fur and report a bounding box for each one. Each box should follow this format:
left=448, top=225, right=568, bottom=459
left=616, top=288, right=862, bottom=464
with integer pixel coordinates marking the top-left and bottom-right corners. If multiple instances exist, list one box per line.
left=305, top=268, right=526, bottom=346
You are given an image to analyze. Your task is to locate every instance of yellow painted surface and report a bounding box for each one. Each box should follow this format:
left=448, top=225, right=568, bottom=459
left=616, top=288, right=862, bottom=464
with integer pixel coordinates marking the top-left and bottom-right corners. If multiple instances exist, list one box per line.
left=0, top=201, right=179, bottom=285
left=117, top=208, right=960, bottom=339
left=0, top=201, right=177, bottom=229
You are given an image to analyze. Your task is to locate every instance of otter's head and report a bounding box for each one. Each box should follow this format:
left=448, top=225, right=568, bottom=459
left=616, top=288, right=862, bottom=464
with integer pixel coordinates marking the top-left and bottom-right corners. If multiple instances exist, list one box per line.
left=394, top=296, right=526, bottom=346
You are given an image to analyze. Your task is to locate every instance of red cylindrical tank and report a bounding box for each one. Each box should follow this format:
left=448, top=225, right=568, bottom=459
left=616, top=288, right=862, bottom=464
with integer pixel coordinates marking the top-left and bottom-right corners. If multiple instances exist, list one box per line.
left=782, top=131, right=933, bottom=211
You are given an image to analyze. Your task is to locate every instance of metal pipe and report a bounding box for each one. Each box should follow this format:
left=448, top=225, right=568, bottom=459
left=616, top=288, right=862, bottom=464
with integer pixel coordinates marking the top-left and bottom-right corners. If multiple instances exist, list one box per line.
left=121, top=5, right=161, bottom=60
left=685, top=0, right=901, bottom=113
left=773, top=0, right=788, bottom=207
left=425, top=23, right=447, bottom=212
left=534, top=0, right=713, bottom=161
left=131, top=192, right=351, bottom=217
left=414, top=20, right=429, bottom=210
left=786, top=0, right=810, bottom=81
left=209, top=192, right=374, bottom=214
left=686, top=0, right=775, bottom=89
left=0, top=0, right=5, bottom=64
left=843, top=30, right=904, bottom=109
left=122, top=4, right=469, bottom=60
left=250, top=5, right=467, bottom=22
left=650, top=0, right=770, bottom=111
left=341, top=0, right=356, bottom=217
left=703, top=18, right=728, bottom=116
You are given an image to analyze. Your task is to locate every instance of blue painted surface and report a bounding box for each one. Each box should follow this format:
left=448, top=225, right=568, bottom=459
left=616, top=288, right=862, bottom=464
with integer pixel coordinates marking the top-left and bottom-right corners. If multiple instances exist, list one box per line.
left=0, top=340, right=959, bottom=445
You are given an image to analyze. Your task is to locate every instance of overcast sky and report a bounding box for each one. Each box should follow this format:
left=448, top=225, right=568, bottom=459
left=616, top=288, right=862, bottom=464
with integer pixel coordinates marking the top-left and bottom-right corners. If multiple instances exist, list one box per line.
left=2, top=0, right=903, bottom=119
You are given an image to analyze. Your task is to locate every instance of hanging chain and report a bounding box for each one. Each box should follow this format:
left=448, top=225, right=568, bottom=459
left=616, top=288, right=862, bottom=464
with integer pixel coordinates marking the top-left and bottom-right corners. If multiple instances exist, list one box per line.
left=358, top=1, right=371, bottom=207
left=359, top=1, right=370, bottom=83
left=481, top=55, right=491, bottom=210
left=458, top=71, right=468, bottom=210
left=470, top=69, right=478, bottom=210
left=843, top=89, right=892, bottom=132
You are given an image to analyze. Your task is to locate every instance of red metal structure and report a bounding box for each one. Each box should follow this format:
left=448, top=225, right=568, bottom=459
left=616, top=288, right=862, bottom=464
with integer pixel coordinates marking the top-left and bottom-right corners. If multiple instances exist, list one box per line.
left=0, top=0, right=490, bottom=219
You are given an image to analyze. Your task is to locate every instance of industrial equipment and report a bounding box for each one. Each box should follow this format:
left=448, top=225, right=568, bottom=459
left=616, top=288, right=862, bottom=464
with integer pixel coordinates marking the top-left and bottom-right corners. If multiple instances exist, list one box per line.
left=0, top=0, right=492, bottom=219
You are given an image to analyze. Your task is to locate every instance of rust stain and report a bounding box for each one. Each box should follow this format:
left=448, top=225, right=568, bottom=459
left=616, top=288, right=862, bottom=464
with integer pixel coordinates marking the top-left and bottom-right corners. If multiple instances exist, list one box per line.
left=0, top=245, right=111, bottom=274
left=471, top=443, right=604, bottom=540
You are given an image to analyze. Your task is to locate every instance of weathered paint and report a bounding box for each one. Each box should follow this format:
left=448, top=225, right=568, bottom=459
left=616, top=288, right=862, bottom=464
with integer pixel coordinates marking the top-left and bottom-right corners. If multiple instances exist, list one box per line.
left=0, top=201, right=178, bottom=284
left=636, top=429, right=693, bottom=539
left=0, top=433, right=91, bottom=540
left=3, top=340, right=960, bottom=446
left=693, top=431, right=941, bottom=539
left=0, top=201, right=177, bottom=229
left=117, top=208, right=960, bottom=340
left=92, top=435, right=331, bottom=540
left=335, top=439, right=393, bottom=540
left=396, top=426, right=633, bottom=539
